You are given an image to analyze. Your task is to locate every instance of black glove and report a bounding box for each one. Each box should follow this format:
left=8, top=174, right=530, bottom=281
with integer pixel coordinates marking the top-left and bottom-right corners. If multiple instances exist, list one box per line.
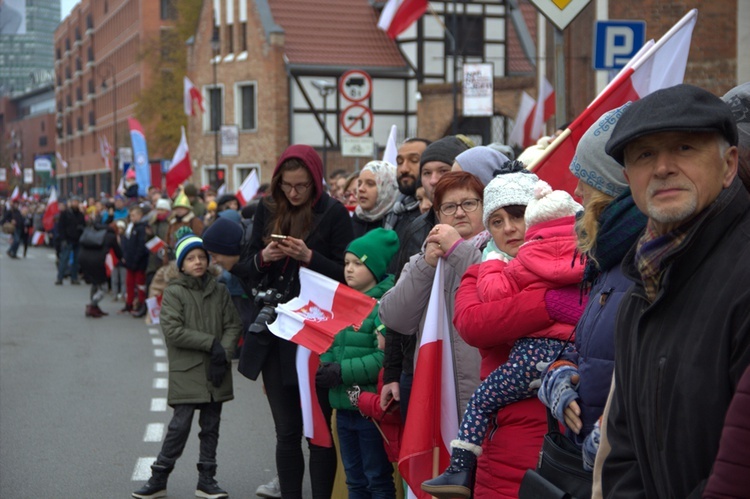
left=208, top=361, right=228, bottom=387
left=315, top=362, right=342, bottom=389
left=210, top=340, right=226, bottom=364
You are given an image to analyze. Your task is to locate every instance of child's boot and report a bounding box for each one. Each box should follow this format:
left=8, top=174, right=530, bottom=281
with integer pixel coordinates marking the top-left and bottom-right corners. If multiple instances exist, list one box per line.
left=421, top=440, right=482, bottom=499
left=196, top=463, right=228, bottom=499
left=132, top=464, right=171, bottom=499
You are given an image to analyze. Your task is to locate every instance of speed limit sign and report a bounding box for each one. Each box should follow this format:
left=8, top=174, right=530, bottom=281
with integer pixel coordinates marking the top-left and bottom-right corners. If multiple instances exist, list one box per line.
left=339, top=70, right=372, bottom=103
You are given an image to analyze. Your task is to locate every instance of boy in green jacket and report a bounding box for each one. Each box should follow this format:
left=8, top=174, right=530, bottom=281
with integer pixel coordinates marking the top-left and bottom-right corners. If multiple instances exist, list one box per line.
left=315, top=228, right=400, bottom=498
left=132, top=233, right=242, bottom=499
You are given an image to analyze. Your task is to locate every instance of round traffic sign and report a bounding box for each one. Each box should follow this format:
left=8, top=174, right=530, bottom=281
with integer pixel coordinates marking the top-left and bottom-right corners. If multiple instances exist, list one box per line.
left=340, top=103, right=374, bottom=137
left=339, top=70, right=372, bottom=103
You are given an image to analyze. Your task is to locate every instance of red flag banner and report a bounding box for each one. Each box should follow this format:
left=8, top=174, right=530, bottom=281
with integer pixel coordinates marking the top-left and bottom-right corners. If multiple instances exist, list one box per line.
left=166, top=127, right=192, bottom=197
left=377, top=0, right=428, bottom=39
left=296, top=347, right=333, bottom=448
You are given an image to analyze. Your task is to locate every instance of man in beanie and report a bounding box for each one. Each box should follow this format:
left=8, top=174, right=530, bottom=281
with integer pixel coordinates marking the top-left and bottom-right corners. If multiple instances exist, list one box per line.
left=183, top=183, right=206, bottom=219
left=600, top=84, right=750, bottom=498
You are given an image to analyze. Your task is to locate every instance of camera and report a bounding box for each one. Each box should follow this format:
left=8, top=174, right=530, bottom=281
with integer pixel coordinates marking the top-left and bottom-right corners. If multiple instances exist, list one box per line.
left=248, top=288, right=287, bottom=334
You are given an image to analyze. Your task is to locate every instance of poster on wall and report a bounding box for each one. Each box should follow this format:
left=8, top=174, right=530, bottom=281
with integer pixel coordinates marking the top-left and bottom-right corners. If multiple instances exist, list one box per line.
left=221, top=125, right=239, bottom=157
left=462, top=63, right=494, bottom=117
left=0, top=0, right=26, bottom=35
left=0, top=169, right=6, bottom=182
left=23, top=168, right=33, bottom=184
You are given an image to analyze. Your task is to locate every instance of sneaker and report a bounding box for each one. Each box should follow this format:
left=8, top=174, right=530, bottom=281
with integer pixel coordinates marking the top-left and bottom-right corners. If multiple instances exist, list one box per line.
left=256, top=476, right=281, bottom=498
left=70, top=280, right=81, bottom=285
left=196, top=476, right=228, bottom=499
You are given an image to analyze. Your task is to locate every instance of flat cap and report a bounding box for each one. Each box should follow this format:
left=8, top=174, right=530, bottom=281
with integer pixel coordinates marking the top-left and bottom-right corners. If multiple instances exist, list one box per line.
left=606, top=84, right=738, bottom=165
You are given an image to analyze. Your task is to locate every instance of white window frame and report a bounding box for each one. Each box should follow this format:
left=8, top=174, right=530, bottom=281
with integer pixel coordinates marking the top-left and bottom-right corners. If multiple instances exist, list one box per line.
left=234, top=80, right=258, bottom=132
left=201, top=163, right=228, bottom=187
left=202, top=83, right=225, bottom=133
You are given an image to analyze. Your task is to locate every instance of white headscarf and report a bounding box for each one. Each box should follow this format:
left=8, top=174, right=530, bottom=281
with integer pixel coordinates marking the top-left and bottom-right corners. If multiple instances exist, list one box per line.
left=355, top=160, right=399, bottom=222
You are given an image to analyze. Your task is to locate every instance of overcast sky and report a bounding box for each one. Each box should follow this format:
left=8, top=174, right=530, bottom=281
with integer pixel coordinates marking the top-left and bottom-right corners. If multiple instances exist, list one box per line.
left=61, top=0, right=79, bottom=20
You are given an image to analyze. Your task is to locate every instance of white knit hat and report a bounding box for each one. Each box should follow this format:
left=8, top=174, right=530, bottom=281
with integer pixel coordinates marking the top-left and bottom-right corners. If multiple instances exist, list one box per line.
left=155, top=198, right=172, bottom=211
left=524, top=180, right=583, bottom=229
left=482, top=171, right=539, bottom=228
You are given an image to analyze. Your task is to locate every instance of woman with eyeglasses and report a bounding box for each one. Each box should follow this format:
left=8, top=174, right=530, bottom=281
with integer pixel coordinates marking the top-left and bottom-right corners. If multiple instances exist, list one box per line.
left=237, top=144, right=354, bottom=499
left=378, top=171, right=485, bottom=421
left=342, top=171, right=360, bottom=214
left=351, top=160, right=399, bottom=237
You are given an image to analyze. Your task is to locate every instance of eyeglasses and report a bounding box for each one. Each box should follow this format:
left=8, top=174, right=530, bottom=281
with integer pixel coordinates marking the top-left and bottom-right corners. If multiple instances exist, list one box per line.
left=343, top=191, right=357, bottom=199
left=438, top=198, right=481, bottom=216
left=280, top=181, right=312, bottom=194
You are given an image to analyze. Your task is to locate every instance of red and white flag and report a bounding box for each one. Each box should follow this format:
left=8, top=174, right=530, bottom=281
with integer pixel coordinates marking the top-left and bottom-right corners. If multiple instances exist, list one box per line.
left=42, top=187, right=59, bottom=231
left=509, top=78, right=555, bottom=149
left=236, top=169, right=260, bottom=206
left=216, top=183, right=227, bottom=198
left=146, top=296, right=162, bottom=324
left=166, top=127, right=192, bottom=197
left=378, top=0, right=428, bottom=39
left=11, top=161, right=22, bottom=177
left=56, top=151, right=68, bottom=170
left=105, top=248, right=118, bottom=278
left=398, top=260, right=458, bottom=498
left=10, top=186, right=21, bottom=201
left=296, top=346, right=333, bottom=448
left=267, top=267, right=377, bottom=354
left=184, top=76, right=205, bottom=116
left=31, top=231, right=45, bottom=246
left=99, top=135, right=113, bottom=170
left=146, top=236, right=166, bottom=254
left=529, top=9, right=697, bottom=195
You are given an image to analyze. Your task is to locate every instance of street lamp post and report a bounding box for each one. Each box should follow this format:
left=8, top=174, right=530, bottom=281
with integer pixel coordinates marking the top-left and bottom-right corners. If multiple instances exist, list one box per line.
left=98, top=62, right=118, bottom=196
left=211, top=30, right=221, bottom=189
left=311, top=79, right=337, bottom=178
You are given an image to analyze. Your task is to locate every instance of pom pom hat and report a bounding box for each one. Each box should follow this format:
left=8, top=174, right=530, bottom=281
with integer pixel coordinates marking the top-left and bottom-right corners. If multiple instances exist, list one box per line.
left=175, top=234, right=209, bottom=271
left=524, top=180, right=583, bottom=229
left=482, top=171, right=539, bottom=229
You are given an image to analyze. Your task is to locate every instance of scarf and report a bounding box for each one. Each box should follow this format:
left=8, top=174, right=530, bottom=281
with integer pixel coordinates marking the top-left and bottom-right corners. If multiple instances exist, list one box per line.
left=635, top=222, right=692, bottom=302
left=582, top=190, right=648, bottom=285
left=481, top=239, right=514, bottom=262
left=355, top=161, right=399, bottom=222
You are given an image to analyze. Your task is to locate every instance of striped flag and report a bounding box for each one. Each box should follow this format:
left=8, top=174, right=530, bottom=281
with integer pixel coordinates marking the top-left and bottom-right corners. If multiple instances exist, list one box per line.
left=236, top=169, right=260, bottom=206
left=11, top=161, right=22, bottom=177
left=56, top=151, right=68, bottom=169
left=378, top=0, right=428, bottom=39
left=146, top=236, right=166, bottom=255
left=166, top=127, right=192, bottom=197
left=105, top=248, right=118, bottom=278
left=382, top=124, right=398, bottom=166
left=509, top=78, right=555, bottom=148
left=42, top=187, right=59, bottom=231
left=184, top=76, right=204, bottom=116
left=296, top=346, right=333, bottom=448
left=31, top=231, right=45, bottom=246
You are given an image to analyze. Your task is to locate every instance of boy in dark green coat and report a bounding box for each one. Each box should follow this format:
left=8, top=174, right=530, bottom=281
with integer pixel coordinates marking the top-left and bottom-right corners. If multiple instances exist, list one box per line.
left=316, top=228, right=400, bottom=498
left=132, top=233, right=242, bottom=499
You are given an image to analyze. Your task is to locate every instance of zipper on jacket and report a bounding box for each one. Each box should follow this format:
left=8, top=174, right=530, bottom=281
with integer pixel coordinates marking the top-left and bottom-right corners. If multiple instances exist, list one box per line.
left=655, top=356, right=667, bottom=452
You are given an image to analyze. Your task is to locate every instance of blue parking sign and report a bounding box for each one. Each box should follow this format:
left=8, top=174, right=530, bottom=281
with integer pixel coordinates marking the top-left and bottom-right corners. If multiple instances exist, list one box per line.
left=594, top=20, right=646, bottom=70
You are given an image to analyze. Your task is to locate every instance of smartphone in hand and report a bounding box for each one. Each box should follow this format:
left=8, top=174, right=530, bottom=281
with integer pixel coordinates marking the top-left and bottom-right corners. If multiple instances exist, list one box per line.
left=270, top=234, right=287, bottom=242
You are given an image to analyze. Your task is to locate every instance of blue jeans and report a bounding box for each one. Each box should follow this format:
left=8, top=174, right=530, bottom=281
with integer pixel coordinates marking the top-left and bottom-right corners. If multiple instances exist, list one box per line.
left=337, top=410, right=396, bottom=499
left=8, top=228, right=22, bottom=256
left=57, top=241, right=80, bottom=281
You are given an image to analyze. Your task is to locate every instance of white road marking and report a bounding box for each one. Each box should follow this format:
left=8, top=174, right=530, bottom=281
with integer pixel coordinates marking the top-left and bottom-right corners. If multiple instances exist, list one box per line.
left=143, top=423, right=165, bottom=442
left=151, top=337, right=164, bottom=346
left=132, top=457, right=156, bottom=481
left=153, top=378, right=168, bottom=389
left=150, top=398, right=167, bottom=411
left=154, top=362, right=168, bottom=372
left=148, top=328, right=159, bottom=335
left=154, top=348, right=166, bottom=357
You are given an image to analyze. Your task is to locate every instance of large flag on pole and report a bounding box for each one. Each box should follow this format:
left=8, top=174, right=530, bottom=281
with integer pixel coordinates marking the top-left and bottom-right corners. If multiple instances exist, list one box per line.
left=55, top=151, right=68, bottom=170
left=398, top=260, right=458, bottom=498
left=236, top=169, right=260, bottom=206
left=10, top=186, right=20, bottom=201
left=11, top=161, right=22, bottom=177
left=42, top=187, right=59, bottom=231
left=510, top=78, right=556, bottom=149
left=184, top=76, right=204, bottom=116
left=382, top=124, right=399, bottom=166
left=529, top=9, right=697, bottom=195
left=166, top=127, right=192, bottom=197
left=128, top=117, right=151, bottom=197
left=267, top=267, right=377, bottom=355
left=296, top=346, right=334, bottom=448
left=378, top=0, right=428, bottom=39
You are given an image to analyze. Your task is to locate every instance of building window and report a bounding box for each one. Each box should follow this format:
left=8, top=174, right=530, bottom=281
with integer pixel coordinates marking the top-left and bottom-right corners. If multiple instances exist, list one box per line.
left=226, top=25, right=234, bottom=54
left=56, top=47, right=61, bottom=60
left=66, top=95, right=72, bottom=108
left=39, top=136, right=48, bottom=147
left=89, top=110, right=95, bottom=126
left=76, top=87, right=82, bottom=101
left=208, top=87, right=223, bottom=132
left=76, top=58, right=82, bottom=71
left=445, top=14, right=484, bottom=57
left=87, top=47, right=94, bottom=62
left=75, top=27, right=81, bottom=41
left=104, top=0, right=108, bottom=14
left=65, top=66, right=71, bottom=79
left=77, top=117, right=83, bottom=131
left=57, top=100, right=63, bottom=112
left=65, top=38, right=70, bottom=51
left=160, top=0, right=177, bottom=20
left=57, top=74, right=62, bottom=86
left=86, top=14, right=94, bottom=30
left=88, top=79, right=95, bottom=95
left=240, top=22, right=247, bottom=52
left=237, top=82, right=257, bottom=131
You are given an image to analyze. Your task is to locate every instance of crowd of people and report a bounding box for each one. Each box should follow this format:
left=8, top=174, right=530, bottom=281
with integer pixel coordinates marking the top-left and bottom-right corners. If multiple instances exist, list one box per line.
left=2, top=82, right=749, bottom=499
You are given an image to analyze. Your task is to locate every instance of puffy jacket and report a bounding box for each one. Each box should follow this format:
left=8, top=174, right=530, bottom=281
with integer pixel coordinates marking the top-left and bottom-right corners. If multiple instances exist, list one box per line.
left=320, top=275, right=394, bottom=410
left=357, top=370, right=402, bottom=463
left=160, top=272, right=242, bottom=406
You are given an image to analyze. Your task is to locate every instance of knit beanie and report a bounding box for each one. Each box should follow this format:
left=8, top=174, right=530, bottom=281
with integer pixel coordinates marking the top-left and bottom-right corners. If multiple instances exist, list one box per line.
left=524, top=180, right=583, bottom=229
left=569, top=104, right=630, bottom=197
left=183, top=183, right=199, bottom=197
left=173, top=191, right=192, bottom=210
left=217, top=208, right=242, bottom=224
left=155, top=198, right=172, bottom=211
left=202, top=217, right=243, bottom=256
left=482, top=171, right=539, bottom=228
left=454, top=146, right=510, bottom=186
left=345, top=228, right=400, bottom=282
left=419, top=136, right=470, bottom=171
left=175, top=234, right=209, bottom=271
left=354, top=160, right=399, bottom=222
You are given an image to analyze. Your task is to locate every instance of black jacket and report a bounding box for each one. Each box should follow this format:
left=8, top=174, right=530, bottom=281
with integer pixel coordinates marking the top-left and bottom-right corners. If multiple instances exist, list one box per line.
left=603, top=178, right=750, bottom=499
left=79, top=225, right=122, bottom=285
left=57, top=208, right=85, bottom=243
left=121, top=221, right=149, bottom=271
left=351, top=211, right=384, bottom=238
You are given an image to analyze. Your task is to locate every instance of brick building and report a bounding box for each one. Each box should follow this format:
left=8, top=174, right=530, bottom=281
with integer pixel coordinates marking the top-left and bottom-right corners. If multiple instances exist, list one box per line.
left=54, top=0, right=176, bottom=198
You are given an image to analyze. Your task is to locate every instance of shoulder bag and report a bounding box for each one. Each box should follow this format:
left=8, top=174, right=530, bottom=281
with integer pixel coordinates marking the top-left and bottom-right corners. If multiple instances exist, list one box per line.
left=79, top=226, right=107, bottom=248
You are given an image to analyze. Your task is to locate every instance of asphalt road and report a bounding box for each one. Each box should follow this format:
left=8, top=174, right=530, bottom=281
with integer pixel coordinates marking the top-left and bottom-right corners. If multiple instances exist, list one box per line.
left=0, top=239, right=312, bottom=498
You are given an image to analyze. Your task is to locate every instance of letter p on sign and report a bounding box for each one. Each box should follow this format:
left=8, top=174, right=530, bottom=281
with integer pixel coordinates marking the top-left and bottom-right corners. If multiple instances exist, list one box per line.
left=594, top=20, right=646, bottom=71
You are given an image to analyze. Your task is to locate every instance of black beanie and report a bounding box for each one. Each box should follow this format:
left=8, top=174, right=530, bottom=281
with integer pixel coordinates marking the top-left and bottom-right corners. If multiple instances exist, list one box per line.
left=419, top=136, right=471, bottom=172
left=202, top=217, right=243, bottom=256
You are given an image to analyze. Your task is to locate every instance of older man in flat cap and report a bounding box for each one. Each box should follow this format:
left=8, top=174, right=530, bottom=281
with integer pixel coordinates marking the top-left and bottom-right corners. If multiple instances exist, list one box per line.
left=600, top=84, right=750, bottom=498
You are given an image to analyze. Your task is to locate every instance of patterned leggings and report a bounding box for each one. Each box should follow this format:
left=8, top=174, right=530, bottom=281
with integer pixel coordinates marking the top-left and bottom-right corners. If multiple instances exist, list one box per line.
left=458, top=337, right=566, bottom=445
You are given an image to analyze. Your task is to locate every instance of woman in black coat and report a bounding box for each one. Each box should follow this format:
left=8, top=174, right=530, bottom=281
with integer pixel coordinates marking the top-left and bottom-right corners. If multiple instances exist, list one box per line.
left=79, top=223, right=122, bottom=317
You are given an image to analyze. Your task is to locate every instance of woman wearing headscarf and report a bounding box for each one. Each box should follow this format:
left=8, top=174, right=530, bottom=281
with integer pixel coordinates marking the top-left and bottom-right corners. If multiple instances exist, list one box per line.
left=235, top=144, right=354, bottom=499
left=351, top=160, right=399, bottom=237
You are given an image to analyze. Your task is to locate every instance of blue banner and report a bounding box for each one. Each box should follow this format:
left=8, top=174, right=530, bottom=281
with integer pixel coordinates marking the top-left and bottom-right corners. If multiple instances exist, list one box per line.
left=128, top=117, right=151, bottom=197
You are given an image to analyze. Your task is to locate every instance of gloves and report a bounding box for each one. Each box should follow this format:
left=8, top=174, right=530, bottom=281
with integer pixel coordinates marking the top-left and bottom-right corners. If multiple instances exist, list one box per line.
left=315, top=362, right=342, bottom=389
left=582, top=418, right=602, bottom=471
left=208, top=340, right=228, bottom=387
left=545, top=286, right=588, bottom=325
left=537, top=362, right=580, bottom=423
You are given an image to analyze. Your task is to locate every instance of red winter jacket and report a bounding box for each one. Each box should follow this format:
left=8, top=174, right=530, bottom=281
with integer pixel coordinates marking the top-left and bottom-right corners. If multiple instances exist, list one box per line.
left=453, top=216, right=583, bottom=498
left=357, top=370, right=402, bottom=463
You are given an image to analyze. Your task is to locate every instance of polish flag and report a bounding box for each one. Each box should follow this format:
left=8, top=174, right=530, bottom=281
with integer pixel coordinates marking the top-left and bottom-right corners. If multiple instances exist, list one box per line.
left=31, top=231, right=45, bottom=246
left=99, top=135, right=113, bottom=170
left=146, top=236, right=166, bottom=254
left=184, top=76, right=204, bottom=116
left=267, top=267, right=377, bottom=355
left=378, top=0, right=428, bottom=39
left=42, top=187, right=59, bottom=231
left=382, top=124, right=398, bottom=166
left=10, top=186, right=21, bottom=201
left=12, top=161, right=22, bottom=177
left=216, top=183, right=227, bottom=198
left=398, top=260, right=458, bottom=498
left=105, top=248, right=118, bottom=278
left=236, top=169, right=260, bottom=206
left=166, top=127, right=192, bottom=197
left=529, top=9, right=697, bottom=195
left=296, top=346, right=333, bottom=448
left=56, top=151, right=68, bottom=169
left=146, top=296, right=162, bottom=324
left=509, top=78, right=555, bottom=149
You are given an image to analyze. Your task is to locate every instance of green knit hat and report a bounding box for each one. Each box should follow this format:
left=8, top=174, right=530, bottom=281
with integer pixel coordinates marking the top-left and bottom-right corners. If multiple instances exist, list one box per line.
left=175, top=234, right=209, bottom=271
left=346, top=228, right=399, bottom=282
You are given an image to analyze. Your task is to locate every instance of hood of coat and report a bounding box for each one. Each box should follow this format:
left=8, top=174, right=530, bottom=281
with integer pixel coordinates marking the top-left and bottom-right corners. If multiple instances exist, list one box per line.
left=515, top=216, right=583, bottom=286
left=274, top=144, right=324, bottom=205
